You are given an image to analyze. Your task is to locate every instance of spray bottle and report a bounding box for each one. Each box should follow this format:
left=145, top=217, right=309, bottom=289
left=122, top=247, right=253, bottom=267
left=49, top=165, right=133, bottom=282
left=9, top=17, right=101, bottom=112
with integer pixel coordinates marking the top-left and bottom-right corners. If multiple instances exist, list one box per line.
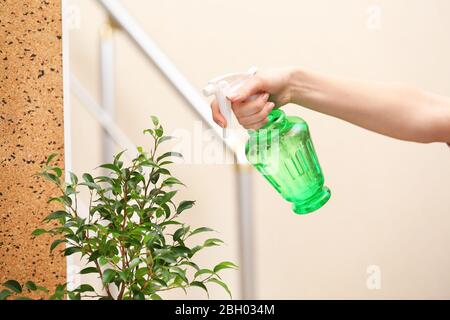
left=203, top=67, right=331, bottom=214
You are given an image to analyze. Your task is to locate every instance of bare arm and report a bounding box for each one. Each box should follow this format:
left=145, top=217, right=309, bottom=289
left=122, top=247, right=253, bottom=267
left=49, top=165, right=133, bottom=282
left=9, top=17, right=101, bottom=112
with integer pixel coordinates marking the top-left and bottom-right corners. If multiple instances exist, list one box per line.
left=289, top=68, right=450, bottom=143
left=212, top=67, right=450, bottom=143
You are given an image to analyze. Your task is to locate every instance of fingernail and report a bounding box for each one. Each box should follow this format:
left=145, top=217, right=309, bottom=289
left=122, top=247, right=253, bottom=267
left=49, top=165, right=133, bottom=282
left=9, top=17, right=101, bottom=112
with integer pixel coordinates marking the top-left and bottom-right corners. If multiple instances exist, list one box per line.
left=217, top=121, right=225, bottom=128
left=262, top=93, right=270, bottom=101
left=268, top=102, right=275, bottom=109
left=227, top=92, right=239, bottom=100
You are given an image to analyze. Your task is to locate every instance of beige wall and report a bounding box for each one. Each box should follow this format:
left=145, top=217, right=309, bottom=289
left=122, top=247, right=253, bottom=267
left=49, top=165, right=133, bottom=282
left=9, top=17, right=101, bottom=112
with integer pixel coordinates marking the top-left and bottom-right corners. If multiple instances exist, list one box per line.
left=68, top=0, right=450, bottom=299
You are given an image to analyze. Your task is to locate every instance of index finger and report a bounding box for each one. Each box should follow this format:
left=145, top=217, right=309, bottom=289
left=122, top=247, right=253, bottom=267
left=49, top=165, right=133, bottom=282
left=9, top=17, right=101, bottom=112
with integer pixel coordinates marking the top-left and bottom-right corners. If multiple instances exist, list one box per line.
left=210, top=99, right=227, bottom=128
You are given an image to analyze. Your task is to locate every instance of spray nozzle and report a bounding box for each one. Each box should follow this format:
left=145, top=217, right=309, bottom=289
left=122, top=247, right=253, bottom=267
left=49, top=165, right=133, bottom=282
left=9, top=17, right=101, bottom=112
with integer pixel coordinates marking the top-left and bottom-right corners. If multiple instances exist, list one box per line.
left=203, top=67, right=259, bottom=138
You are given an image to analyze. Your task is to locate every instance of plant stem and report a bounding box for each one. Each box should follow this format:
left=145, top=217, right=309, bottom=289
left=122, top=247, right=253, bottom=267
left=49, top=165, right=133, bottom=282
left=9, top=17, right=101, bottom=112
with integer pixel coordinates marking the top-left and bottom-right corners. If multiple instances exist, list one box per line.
left=117, top=172, right=130, bottom=300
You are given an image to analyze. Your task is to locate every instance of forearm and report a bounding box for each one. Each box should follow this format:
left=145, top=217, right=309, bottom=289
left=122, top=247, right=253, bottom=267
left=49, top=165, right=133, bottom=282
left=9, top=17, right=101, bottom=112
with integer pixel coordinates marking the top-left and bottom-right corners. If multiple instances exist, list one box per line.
left=288, top=68, right=450, bottom=143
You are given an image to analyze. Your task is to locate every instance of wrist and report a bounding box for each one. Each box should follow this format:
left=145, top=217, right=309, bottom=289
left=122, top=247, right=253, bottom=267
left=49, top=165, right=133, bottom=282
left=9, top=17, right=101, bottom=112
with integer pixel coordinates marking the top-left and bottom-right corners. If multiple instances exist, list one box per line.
left=287, top=67, right=309, bottom=105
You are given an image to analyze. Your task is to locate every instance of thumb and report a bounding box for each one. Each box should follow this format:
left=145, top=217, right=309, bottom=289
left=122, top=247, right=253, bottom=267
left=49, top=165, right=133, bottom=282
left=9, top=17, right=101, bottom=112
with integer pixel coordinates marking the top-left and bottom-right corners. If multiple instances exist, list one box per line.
left=227, top=76, right=265, bottom=102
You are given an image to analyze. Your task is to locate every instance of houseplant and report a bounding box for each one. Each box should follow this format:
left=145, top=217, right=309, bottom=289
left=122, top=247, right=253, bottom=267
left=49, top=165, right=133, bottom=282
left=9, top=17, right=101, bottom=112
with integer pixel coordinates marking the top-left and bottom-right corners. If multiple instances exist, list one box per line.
left=0, top=116, right=236, bottom=300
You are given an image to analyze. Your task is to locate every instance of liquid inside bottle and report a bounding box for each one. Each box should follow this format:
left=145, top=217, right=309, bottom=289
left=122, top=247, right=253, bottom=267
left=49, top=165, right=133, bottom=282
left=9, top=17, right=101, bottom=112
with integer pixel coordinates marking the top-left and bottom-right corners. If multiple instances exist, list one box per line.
left=245, top=109, right=331, bottom=214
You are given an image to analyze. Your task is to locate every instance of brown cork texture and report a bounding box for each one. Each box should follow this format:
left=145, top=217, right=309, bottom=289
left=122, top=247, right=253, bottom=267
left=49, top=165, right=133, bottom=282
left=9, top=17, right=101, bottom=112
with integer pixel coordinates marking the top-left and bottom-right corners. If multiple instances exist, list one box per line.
left=0, top=0, right=65, bottom=297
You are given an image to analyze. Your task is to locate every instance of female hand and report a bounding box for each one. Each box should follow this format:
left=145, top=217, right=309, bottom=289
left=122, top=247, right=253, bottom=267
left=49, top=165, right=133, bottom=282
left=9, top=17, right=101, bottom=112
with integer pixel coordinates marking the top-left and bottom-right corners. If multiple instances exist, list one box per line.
left=210, top=68, right=294, bottom=130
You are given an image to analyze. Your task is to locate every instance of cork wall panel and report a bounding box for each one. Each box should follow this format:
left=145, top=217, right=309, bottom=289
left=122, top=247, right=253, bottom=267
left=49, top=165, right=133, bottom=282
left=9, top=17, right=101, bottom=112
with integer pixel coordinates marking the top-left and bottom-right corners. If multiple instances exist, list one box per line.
left=0, top=0, right=65, bottom=296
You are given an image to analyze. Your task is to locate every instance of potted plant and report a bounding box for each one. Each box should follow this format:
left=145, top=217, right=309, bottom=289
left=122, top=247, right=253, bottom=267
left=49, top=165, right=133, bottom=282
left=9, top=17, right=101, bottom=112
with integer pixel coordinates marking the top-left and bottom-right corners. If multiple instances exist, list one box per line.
left=0, top=116, right=236, bottom=300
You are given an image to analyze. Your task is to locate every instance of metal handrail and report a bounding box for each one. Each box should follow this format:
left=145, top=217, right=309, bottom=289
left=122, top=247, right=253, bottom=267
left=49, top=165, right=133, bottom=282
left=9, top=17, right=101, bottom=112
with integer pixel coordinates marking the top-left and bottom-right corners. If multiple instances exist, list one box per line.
left=70, top=74, right=136, bottom=154
left=96, top=0, right=246, bottom=163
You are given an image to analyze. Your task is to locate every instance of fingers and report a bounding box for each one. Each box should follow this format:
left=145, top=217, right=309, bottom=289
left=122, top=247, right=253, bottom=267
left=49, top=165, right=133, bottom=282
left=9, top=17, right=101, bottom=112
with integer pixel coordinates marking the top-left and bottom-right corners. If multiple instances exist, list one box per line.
left=212, top=96, right=274, bottom=130
left=237, top=101, right=275, bottom=130
left=232, top=93, right=270, bottom=118
left=246, top=118, right=269, bottom=131
left=227, top=75, right=266, bottom=102
left=210, top=99, right=227, bottom=128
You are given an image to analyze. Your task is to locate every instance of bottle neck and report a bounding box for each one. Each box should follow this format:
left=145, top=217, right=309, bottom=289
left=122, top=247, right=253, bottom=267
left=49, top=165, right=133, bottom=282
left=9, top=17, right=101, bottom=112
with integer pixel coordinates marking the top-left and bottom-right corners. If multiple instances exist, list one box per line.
left=248, top=109, right=287, bottom=135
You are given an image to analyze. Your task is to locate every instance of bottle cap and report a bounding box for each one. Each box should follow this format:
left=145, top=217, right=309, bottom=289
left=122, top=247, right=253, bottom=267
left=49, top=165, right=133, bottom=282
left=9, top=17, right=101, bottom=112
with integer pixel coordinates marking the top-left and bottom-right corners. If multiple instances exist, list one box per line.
left=203, top=67, right=258, bottom=138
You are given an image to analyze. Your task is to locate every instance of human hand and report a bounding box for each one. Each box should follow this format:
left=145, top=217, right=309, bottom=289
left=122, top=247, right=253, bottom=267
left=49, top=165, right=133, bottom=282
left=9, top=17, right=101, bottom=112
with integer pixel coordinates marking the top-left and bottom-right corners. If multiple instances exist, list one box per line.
left=210, top=68, right=294, bottom=130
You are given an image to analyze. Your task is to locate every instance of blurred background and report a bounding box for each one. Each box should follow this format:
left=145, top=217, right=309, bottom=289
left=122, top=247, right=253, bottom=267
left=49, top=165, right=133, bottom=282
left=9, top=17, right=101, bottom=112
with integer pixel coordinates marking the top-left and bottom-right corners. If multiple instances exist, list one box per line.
left=66, top=0, right=450, bottom=299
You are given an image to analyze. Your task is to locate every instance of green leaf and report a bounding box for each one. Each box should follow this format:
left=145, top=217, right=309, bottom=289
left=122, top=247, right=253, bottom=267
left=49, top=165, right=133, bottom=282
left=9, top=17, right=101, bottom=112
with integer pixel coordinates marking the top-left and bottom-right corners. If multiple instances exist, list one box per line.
left=118, top=271, right=127, bottom=282
left=50, top=239, right=66, bottom=252
left=159, top=220, right=182, bottom=227
left=150, top=293, right=162, bottom=300
left=176, top=200, right=195, bottom=214
left=171, top=246, right=191, bottom=258
left=208, top=278, right=232, bottom=299
left=173, top=227, right=188, bottom=242
left=155, top=127, right=163, bottom=137
left=46, top=153, right=58, bottom=165
left=15, top=297, right=33, bottom=300
left=155, top=208, right=164, bottom=218
left=82, top=173, right=95, bottom=183
left=179, top=261, right=200, bottom=271
left=69, top=172, right=78, bottom=185
left=158, top=160, right=174, bottom=167
left=129, top=258, right=141, bottom=269
left=133, top=292, right=145, bottom=300
left=41, top=172, right=60, bottom=184
left=3, top=280, right=21, bottom=293
left=194, top=269, right=214, bottom=279
left=48, top=195, right=72, bottom=207
left=99, top=163, right=122, bottom=174
left=113, top=150, right=127, bottom=164
left=35, top=285, right=49, bottom=293
left=98, top=256, right=108, bottom=266
left=63, top=246, right=81, bottom=256
left=75, top=284, right=95, bottom=293
left=68, top=292, right=81, bottom=300
left=150, top=172, right=160, bottom=184
left=50, top=166, right=62, bottom=177
left=189, top=245, right=203, bottom=258
left=80, top=181, right=99, bottom=190
left=43, top=210, right=70, bottom=222
left=171, top=265, right=188, bottom=280
left=50, top=284, right=67, bottom=300
left=161, top=190, right=177, bottom=204
left=190, top=227, right=214, bottom=237
left=65, top=185, right=76, bottom=196
left=204, top=238, right=224, bottom=247
left=141, top=159, right=158, bottom=167
left=135, top=268, right=148, bottom=279
left=0, top=289, right=12, bottom=300
left=190, top=281, right=209, bottom=297
left=32, top=229, right=47, bottom=236
left=80, top=267, right=98, bottom=275
left=143, top=129, right=153, bottom=135
left=151, top=278, right=168, bottom=288
left=156, top=254, right=176, bottom=264
left=157, top=151, right=183, bottom=162
left=213, top=261, right=238, bottom=273
left=158, top=136, right=174, bottom=144
left=151, top=115, right=159, bottom=126
left=102, top=269, right=116, bottom=284
left=25, top=281, right=37, bottom=291
left=162, top=177, right=185, bottom=187
left=156, top=168, right=170, bottom=175
left=161, top=203, right=171, bottom=219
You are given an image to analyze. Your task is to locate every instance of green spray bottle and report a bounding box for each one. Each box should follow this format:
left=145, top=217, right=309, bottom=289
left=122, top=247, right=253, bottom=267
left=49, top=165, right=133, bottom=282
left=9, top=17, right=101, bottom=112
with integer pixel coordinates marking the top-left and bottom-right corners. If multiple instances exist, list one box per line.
left=204, top=67, right=330, bottom=214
